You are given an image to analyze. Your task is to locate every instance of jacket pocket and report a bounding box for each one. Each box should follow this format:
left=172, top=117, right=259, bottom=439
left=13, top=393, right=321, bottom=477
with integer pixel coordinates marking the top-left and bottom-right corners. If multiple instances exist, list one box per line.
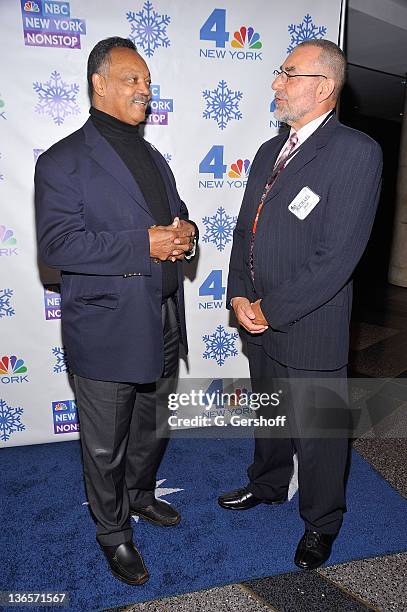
left=77, top=293, right=120, bottom=309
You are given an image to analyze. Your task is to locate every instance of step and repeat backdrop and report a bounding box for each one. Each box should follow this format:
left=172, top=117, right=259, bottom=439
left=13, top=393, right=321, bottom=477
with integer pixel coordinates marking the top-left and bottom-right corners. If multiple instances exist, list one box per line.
left=1, top=0, right=343, bottom=446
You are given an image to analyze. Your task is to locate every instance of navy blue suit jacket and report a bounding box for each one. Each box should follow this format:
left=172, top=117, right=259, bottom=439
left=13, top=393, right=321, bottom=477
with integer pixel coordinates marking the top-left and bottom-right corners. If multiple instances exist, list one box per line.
left=35, top=118, right=191, bottom=383
left=227, top=116, right=382, bottom=370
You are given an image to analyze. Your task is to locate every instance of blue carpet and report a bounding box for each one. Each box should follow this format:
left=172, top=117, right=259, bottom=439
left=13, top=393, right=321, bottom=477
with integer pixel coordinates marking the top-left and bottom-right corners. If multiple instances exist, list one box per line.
left=1, top=438, right=406, bottom=611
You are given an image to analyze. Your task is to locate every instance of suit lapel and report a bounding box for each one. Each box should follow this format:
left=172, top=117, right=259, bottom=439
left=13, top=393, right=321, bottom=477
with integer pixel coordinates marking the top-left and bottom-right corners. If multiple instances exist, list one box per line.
left=83, top=118, right=154, bottom=217
left=247, top=131, right=289, bottom=212
left=264, top=115, right=339, bottom=202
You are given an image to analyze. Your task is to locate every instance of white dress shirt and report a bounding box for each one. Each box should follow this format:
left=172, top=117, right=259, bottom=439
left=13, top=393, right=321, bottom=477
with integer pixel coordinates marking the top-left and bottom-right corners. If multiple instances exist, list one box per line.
left=275, top=110, right=333, bottom=167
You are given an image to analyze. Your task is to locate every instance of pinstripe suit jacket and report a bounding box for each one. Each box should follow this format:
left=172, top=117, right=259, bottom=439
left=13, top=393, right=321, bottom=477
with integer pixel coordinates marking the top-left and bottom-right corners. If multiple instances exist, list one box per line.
left=227, top=116, right=382, bottom=370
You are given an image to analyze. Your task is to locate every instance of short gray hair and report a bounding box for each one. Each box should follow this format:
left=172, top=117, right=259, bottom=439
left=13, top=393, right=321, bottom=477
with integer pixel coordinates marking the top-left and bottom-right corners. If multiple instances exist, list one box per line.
left=295, top=39, right=346, bottom=97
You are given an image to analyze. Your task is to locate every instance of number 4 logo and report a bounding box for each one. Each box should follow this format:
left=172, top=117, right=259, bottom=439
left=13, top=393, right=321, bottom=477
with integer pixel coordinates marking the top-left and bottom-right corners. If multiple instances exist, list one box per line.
left=200, top=9, right=229, bottom=47
left=199, top=145, right=226, bottom=179
left=199, top=270, right=226, bottom=301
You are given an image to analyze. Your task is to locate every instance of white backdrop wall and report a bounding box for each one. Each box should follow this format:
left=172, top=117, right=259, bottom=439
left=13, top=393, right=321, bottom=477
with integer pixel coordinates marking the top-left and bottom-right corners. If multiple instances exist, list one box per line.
left=1, top=0, right=343, bottom=446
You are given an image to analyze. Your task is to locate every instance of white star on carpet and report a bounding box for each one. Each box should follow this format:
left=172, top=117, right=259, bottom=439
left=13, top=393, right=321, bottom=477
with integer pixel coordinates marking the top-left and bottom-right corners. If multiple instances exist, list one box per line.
left=131, top=478, right=184, bottom=523
left=82, top=479, right=184, bottom=522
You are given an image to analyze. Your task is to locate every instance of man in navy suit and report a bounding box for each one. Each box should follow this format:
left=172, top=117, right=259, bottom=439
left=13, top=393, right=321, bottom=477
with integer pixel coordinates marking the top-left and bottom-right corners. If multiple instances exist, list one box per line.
left=218, top=40, right=382, bottom=569
left=35, top=37, right=197, bottom=585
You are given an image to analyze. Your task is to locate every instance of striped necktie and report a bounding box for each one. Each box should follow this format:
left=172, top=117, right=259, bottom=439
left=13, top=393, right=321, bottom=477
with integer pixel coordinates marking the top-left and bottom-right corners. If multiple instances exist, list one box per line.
left=249, top=132, right=298, bottom=282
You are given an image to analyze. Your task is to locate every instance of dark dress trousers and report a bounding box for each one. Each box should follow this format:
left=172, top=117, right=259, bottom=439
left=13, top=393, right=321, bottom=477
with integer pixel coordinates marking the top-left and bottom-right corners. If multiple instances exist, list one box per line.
left=227, top=116, right=382, bottom=534
left=35, top=118, right=193, bottom=544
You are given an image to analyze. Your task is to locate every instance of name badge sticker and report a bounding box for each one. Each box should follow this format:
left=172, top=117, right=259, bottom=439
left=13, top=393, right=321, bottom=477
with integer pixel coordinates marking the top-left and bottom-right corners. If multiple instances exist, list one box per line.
left=288, top=187, right=320, bottom=220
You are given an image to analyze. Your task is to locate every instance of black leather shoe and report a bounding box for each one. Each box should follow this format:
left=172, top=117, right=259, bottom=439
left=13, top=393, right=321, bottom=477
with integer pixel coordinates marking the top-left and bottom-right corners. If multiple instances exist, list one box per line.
left=218, top=487, right=286, bottom=510
left=294, top=530, right=335, bottom=570
left=130, top=498, right=181, bottom=526
left=100, top=541, right=149, bottom=585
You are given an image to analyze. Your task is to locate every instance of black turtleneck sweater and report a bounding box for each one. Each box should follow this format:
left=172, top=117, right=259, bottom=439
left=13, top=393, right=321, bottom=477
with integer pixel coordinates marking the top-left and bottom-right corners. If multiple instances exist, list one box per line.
left=90, top=106, right=178, bottom=299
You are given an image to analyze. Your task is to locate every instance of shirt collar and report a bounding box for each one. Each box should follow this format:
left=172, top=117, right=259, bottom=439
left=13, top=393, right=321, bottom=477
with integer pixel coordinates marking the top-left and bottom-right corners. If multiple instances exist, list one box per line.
left=290, top=110, right=332, bottom=145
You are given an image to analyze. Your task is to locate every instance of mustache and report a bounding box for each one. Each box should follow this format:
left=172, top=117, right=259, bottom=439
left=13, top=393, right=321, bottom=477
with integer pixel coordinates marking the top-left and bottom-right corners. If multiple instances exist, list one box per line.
left=132, top=96, right=151, bottom=105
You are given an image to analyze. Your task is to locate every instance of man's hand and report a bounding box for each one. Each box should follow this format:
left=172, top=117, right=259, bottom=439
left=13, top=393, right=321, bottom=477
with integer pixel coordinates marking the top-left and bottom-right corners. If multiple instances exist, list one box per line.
left=251, top=299, right=269, bottom=326
left=176, top=218, right=196, bottom=240
left=148, top=219, right=194, bottom=261
left=231, top=297, right=268, bottom=334
left=170, top=217, right=196, bottom=261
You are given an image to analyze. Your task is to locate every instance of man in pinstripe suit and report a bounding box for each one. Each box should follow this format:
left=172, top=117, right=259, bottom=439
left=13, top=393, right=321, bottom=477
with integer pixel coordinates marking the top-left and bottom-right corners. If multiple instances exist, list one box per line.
left=218, top=40, right=382, bottom=569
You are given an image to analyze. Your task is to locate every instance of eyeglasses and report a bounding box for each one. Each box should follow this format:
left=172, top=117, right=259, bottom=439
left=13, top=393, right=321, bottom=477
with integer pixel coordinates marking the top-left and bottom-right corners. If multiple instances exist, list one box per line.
left=273, top=69, right=327, bottom=83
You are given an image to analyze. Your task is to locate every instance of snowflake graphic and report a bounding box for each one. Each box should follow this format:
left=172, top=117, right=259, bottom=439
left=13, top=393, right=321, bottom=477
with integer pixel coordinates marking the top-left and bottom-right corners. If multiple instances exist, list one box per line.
left=203, top=80, right=243, bottom=130
left=0, top=398, right=25, bottom=442
left=0, top=289, right=14, bottom=319
left=202, top=206, right=237, bottom=252
left=203, top=325, right=238, bottom=367
left=163, top=153, right=172, bottom=164
left=287, top=14, right=327, bottom=53
left=33, top=71, right=80, bottom=126
left=127, top=1, right=171, bottom=58
left=52, top=346, right=68, bottom=374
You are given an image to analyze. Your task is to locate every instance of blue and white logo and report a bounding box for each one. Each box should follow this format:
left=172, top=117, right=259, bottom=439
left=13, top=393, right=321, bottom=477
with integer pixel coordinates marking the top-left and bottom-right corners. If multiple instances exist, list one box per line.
left=202, top=325, right=238, bottom=366
left=287, top=14, right=327, bottom=52
left=202, top=80, right=242, bottom=130
left=0, top=398, right=25, bottom=442
left=127, top=1, right=170, bottom=57
left=198, top=270, right=226, bottom=310
left=202, top=207, right=237, bottom=252
left=0, top=289, right=15, bottom=320
left=52, top=346, right=68, bottom=374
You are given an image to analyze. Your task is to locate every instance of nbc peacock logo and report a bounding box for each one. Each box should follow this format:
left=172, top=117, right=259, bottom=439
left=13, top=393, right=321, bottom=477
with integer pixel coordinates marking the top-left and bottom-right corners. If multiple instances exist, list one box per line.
left=228, top=158, right=251, bottom=179
left=23, top=1, right=40, bottom=11
left=0, top=355, right=29, bottom=384
left=0, top=226, right=18, bottom=257
left=231, top=27, right=262, bottom=50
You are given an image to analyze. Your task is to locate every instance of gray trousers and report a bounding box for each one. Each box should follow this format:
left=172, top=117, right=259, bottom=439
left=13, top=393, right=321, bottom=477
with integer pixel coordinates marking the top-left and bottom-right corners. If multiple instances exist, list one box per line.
left=74, top=297, right=179, bottom=546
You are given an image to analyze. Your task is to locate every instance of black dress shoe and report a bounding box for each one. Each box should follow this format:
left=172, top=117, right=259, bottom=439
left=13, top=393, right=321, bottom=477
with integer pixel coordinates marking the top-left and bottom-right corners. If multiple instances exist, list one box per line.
left=294, top=530, right=335, bottom=570
left=100, top=541, right=149, bottom=585
left=130, top=498, right=181, bottom=526
left=218, top=487, right=286, bottom=510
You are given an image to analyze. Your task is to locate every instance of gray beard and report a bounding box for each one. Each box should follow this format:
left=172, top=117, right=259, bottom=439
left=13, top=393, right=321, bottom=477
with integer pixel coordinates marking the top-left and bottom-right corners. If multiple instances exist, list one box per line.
left=274, top=107, right=300, bottom=125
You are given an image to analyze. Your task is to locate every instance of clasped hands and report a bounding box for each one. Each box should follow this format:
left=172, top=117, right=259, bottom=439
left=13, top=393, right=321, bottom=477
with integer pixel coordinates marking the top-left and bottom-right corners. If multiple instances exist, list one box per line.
left=148, top=217, right=195, bottom=262
left=232, top=297, right=269, bottom=334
